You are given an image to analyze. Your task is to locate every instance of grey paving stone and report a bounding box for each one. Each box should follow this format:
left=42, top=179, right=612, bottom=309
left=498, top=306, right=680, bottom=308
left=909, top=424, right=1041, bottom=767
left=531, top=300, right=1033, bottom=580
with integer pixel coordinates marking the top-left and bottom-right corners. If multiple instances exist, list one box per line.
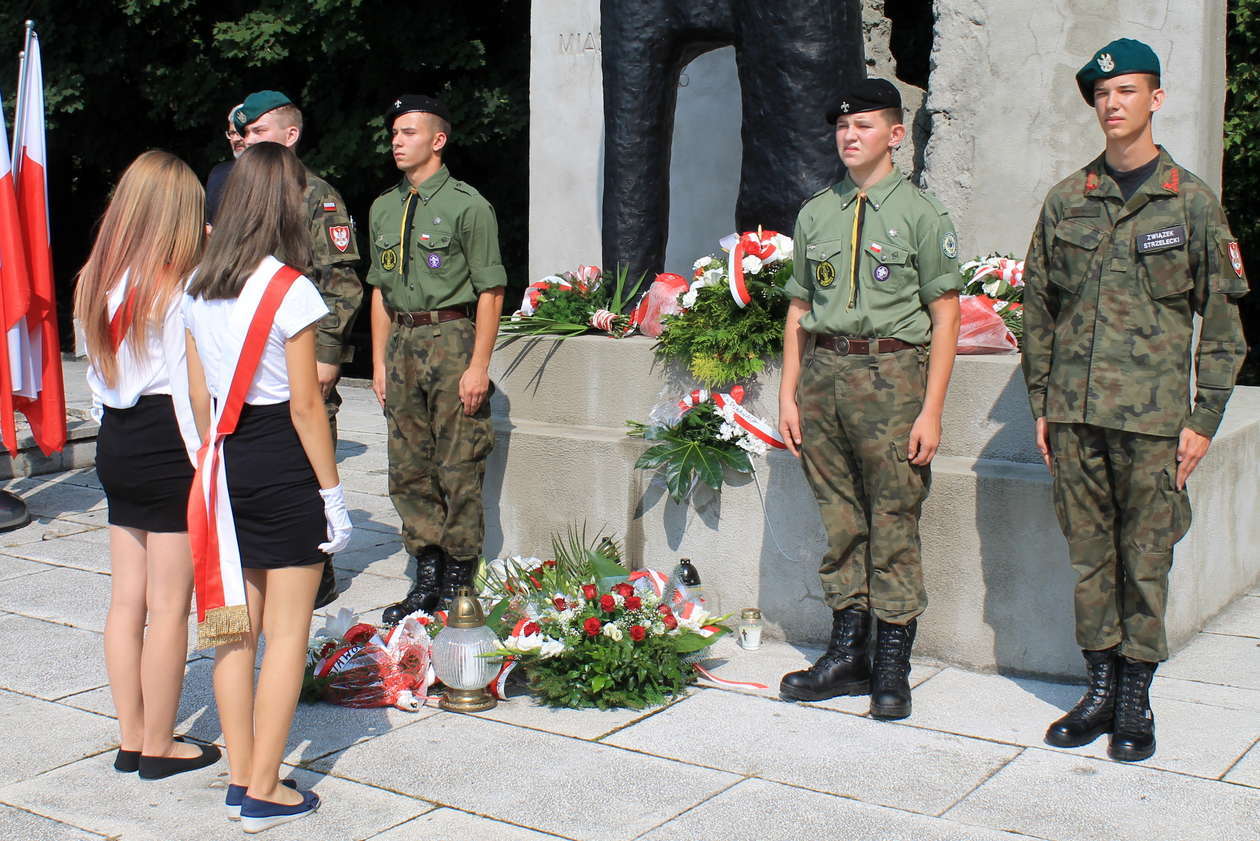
left=3, top=536, right=112, bottom=573
left=312, top=712, right=739, bottom=841
left=945, top=747, right=1260, bottom=841
left=0, top=755, right=428, bottom=841
left=639, top=777, right=1036, bottom=841
left=333, top=544, right=411, bottom=579
left=3, top=479, right=106, bottom=519
left=55, top=508, right=111, bottom=528
left=1152, top=676, right=1260, bottom=713
left=0, top=614, right=106, bottom=699
left=338, top=467, right=391, bottom=497
left=369, top=808, right=565, bottom=841
left=0, top=690, right=118, bottom=787
left=1225, top=740, right=1260, bottom=788
left=605, top=688, right=1019, bottom=815
left=334, top=570, right=412, bottom=613
left=0, top=805, right=105, bottom=840
left=0, top=518, right=97, bottom=547
left=0, top=552, right=49, bottom=581
left=1206, top=595, right=1260, bottom=639
left=50, top=469, right=103, bottom=491
left=907, top=667, right=1260, bottom=779
left=0, top=566, right=112, bottom=632
left=1162, top=633, right=1260, bottom=690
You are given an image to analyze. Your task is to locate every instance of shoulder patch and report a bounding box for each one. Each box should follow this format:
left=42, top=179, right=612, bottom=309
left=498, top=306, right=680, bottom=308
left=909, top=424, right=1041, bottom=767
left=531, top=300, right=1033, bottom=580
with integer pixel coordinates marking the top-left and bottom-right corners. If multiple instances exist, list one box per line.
left=941, top=231, right=959, bottom=259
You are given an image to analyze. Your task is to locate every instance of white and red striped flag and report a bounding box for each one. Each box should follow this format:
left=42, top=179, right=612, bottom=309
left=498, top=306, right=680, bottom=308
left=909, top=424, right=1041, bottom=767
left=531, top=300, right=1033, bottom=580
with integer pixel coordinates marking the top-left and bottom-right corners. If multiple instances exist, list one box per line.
left=0, top=90, right=30, bottom=456
left=11, top=26, right=65, bottom=455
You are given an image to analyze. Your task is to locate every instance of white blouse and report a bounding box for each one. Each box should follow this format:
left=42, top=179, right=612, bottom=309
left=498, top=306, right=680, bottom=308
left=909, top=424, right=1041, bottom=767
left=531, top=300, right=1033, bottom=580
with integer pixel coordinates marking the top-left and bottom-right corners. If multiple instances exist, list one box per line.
left=181, top=255, right=328, bottom=405
left=85, top=271, right=201, bottom=463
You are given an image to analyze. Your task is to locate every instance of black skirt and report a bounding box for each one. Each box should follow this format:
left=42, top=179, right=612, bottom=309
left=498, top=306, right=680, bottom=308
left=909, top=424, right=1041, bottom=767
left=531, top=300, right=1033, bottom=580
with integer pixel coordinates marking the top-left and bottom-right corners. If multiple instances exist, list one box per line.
left=223, top=401, right=327, bottom=569
left=96, top=394, right=195, bottom=533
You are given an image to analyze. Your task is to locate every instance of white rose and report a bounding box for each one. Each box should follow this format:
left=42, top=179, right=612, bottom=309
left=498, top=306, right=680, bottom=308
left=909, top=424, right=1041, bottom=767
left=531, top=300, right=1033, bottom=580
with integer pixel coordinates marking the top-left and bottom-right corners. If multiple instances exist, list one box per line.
left=741, top=255, right=763, bottom=275
left=771, top=234, right=794, bottom=261
left=539, top=639, right=567, bottom=659
left=602, top=622, right=623, bottom=641
left=692, top=256, right=713, bottom=271
left=680, top=290, right=698, bottom=309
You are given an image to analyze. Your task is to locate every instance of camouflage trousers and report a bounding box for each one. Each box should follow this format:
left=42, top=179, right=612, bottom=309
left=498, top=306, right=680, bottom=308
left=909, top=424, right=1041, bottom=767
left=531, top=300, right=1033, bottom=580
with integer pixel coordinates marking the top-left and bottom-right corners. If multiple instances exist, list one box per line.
left=325, top=386, right=341, bottom=440
left=1049, top=423, right=1191, bottom=663
left=384, top=318, right=494, bottom=562
left=798, top=344, right=931, bottom=624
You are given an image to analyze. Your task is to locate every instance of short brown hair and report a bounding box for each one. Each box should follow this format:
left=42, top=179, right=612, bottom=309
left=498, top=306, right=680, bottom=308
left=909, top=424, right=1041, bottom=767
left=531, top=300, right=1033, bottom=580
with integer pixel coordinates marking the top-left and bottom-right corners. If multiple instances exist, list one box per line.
left=188, top=142, right=312, bottom=299
left=270, top=103, right=304, bottom=132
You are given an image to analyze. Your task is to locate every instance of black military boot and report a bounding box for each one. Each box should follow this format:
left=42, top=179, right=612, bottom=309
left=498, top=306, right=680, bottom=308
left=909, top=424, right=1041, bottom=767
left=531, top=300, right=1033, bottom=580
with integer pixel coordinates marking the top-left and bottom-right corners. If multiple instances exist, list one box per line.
left=313, top=557, right=340, bottom=609
left=381, top=546, right=446, bottom=625
left=1044, top=647, right=1118, bottom=748
left=779, top=608, right=871, bottom=701
left=437, top=557, right=480, bottom=610
left=869, top=618, right=916, bottom=720
left=1109, top=656, right=1157, bottom=762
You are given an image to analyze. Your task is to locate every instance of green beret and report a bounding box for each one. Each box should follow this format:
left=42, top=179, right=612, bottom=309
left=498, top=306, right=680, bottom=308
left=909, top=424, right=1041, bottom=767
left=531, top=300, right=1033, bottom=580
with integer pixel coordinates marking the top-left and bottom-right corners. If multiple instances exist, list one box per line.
left=1075, top=39, right=1160, bottom=104
left=231, top=90, right=294, bottom=133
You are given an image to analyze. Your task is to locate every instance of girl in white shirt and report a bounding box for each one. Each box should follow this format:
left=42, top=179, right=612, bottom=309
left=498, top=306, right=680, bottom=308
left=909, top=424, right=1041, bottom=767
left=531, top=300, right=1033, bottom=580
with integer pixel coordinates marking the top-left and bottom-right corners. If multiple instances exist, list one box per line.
left=183, top=141, right=350, bottom=832
left=73, top=150, right=221, bottom=779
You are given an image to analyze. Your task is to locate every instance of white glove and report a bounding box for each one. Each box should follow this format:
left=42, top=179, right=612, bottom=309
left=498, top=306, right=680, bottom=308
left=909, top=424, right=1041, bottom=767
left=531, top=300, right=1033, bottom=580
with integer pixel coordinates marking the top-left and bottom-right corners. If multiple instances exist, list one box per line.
left=317, top=484, right=353, bottom=554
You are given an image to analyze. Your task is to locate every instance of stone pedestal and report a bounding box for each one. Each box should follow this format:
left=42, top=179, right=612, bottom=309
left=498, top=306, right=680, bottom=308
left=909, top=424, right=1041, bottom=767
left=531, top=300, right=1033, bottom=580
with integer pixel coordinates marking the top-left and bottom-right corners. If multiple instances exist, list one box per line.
left=486, top=337, right=1260, bottom=679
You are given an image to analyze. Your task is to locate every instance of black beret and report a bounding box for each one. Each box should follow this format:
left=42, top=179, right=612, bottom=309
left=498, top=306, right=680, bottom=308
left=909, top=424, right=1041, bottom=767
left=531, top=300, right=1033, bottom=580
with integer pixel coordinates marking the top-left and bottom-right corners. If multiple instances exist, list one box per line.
left=386, top=95, right=450, bottom=129
left=1075, top=39, right=1161, bottom=104
left=825, top=78, right=902, bottom=124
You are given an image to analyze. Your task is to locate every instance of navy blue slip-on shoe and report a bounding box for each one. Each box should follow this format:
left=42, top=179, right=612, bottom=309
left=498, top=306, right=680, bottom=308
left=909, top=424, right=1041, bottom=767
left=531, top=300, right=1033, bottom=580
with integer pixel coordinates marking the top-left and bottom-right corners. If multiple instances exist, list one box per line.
left=240, top=790, right=320, bottom=833
left=137, top=742, right=221, bottom=780
left=226, top=779, right=297, bottom=821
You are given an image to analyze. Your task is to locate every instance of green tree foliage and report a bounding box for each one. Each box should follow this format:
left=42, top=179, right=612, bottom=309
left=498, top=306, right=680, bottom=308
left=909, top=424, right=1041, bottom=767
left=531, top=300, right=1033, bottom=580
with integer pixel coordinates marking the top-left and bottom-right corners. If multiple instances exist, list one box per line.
left=0, top=1, right=528, bottom=370
left=1224, top=0, right=1259, bottom=384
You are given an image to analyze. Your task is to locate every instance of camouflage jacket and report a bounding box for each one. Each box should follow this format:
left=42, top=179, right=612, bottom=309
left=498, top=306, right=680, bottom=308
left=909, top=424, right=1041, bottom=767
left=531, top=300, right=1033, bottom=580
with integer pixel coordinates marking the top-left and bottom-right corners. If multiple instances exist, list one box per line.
left=305, top=171, right=364, bottom=365
left=1021, top=148, right=1249, bottom=438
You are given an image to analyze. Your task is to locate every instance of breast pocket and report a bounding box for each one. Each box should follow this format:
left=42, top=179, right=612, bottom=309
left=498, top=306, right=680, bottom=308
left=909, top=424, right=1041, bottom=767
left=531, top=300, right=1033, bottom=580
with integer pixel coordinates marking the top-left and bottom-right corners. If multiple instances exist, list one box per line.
left=864, top=239, right=912, bottom=290
left=804, top=238, right=846, bottom=293
left=415, top=230, right=455, bottom=275
left=1136, top=224, right=1193, bottom=300
left=374, top=233, right=401, bottom=274
left=1050, top=219, right=1104, bottom=295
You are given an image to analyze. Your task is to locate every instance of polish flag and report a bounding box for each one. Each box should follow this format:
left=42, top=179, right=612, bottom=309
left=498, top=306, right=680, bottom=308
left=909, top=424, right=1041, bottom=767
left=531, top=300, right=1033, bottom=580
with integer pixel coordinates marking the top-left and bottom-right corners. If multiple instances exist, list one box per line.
left=12, top=28, right=65, bottom=456
left=0, top=92, right=29, bottom=457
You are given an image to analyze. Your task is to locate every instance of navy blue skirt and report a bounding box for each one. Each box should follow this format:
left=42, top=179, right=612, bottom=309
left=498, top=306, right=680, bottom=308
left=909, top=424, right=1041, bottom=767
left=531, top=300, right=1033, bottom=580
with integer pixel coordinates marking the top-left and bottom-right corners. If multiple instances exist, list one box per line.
left=96, top=394, right=194, bottom=533
left=223, top=402, right=327, bottom=568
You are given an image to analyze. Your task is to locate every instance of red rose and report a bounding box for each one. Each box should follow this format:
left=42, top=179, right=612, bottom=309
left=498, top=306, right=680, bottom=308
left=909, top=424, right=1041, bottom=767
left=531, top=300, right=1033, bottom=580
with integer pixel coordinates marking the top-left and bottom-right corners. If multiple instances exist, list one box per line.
left=629, top=625, right=647, bottom=642
left=657, top=604, right=673, bottom=617
left=662, top=614, right=678, bottom=630
left=624, top=596, right=642, bottom=611
left=522, top=621, right=541, bottom=637
left=612, top=582, right=634, bottom=598
left=583, top=617, right=602, bottom=636
left=552, top=597, right=568, bottom=611
left=581, top=584, right=598, bottom=600
left=599, top=594, right=616, bottom=612
left=543, top=559, right=557, bottom=568
left=344, top=623, right=377, bottom=645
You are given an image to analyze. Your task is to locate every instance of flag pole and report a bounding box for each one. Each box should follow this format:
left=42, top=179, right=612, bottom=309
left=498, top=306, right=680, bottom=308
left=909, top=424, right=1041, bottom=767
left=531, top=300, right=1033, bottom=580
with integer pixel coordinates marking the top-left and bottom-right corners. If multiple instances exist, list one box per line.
left=1, top=20, right=35, bottom=532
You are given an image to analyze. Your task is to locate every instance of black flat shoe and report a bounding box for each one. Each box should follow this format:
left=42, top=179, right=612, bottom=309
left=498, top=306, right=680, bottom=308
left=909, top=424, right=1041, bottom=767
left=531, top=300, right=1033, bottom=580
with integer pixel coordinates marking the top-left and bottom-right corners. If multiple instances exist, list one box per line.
left=137, top=742, right=222, bottom=780
left=113, top=748, right=140, bottom=773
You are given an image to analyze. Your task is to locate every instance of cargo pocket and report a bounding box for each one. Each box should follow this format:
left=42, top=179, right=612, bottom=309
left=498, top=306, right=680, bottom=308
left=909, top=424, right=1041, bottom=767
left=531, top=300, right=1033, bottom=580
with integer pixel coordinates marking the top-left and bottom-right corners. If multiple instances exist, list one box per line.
left=1158, top=468, right=1192, bottom=548
left=1138, top=244, right=1192, bottom=300
left=374, top=233, right=401, bottom=274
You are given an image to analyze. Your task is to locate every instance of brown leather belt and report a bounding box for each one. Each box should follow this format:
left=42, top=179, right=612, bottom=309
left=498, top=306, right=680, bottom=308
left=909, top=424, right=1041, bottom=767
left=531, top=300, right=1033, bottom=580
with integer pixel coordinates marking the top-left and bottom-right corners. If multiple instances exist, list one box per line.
left=389, top=307, right=469, bottom=327
left=815, top=335, right=916, bottom=355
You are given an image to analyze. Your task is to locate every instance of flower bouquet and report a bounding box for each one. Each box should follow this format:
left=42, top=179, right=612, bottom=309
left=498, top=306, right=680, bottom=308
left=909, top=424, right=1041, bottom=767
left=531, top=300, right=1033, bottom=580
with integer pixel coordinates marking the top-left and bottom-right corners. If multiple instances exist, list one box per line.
left=654, top=229, right=794, bottom=388
left=500, top=264, right=646, bottom=340
left=481, top=528, right=730, bottom=709
left=302, top=608, right=443, bottom=711
left=959, top=254, right=1024, bottom=352
left=626, top=385, right=785, bottom=505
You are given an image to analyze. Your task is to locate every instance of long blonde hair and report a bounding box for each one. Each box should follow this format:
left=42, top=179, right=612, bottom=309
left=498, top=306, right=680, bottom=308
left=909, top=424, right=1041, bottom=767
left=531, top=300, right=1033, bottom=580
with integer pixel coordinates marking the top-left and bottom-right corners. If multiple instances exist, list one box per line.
left=74, top=150, right=205, bottom=387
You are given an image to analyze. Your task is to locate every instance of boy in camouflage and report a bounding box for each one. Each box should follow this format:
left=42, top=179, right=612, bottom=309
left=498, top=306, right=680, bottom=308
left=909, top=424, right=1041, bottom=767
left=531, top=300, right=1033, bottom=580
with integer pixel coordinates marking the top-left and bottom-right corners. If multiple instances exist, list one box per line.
left=1021, top=39, right=1249, bottom=762
left=778, top=78, right=962, bottom=720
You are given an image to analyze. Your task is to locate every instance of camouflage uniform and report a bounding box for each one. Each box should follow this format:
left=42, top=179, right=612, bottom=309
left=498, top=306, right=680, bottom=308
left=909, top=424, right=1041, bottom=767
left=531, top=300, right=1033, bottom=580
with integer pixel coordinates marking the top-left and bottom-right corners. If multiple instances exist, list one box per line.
left=1021, top=147, right=1249, bottom=662
left=366, top=165, right=506, bottom=561
left=304, top=172, right=364, bottom=434
left=786, top=167, right=962, bottom=624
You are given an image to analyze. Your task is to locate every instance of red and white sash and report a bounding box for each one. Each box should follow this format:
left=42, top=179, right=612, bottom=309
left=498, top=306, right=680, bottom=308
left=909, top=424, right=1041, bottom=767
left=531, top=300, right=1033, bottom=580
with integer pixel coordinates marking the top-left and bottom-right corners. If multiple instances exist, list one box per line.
left=188, top=263, right=300, bottom=648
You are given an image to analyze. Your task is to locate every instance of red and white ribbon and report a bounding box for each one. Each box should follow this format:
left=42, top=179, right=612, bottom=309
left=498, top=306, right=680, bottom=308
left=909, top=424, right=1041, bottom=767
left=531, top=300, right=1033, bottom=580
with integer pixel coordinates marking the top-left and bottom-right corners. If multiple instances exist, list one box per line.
left=677, top=385, right=786, bottom=450
left=727, top=230, right=782, bottom=309
left=971, top=257, right=1025, bottom=287
left=693, top=663, right=768, bottom=690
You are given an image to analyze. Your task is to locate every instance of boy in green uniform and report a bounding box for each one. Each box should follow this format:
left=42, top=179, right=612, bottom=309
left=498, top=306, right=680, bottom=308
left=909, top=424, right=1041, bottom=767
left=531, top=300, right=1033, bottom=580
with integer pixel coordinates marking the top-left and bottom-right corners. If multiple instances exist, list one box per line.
left=778, top=79, right=962, bottom=720
left=368, top=96, right=507, bottom=624
left=1022, top=40, right=1248, bottom=762
left=232, top=90, right=364, bottom=608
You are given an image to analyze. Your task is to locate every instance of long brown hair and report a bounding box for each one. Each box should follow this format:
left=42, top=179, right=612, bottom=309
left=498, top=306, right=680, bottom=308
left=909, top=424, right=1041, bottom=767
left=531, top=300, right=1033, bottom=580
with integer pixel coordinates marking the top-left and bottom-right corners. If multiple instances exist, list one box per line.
left=189, top=142, right=312, bottom=299
left=73, top=150, right=205, bottom=387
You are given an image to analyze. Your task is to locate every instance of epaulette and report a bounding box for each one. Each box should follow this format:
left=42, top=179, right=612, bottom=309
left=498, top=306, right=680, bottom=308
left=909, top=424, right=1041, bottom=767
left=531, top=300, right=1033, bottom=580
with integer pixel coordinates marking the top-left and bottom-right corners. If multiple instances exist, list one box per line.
left=800, top=184, right=832, bottom=209
left=916, top=188, right=951, bottom=216
left=451, top=179, right=481, bottom=197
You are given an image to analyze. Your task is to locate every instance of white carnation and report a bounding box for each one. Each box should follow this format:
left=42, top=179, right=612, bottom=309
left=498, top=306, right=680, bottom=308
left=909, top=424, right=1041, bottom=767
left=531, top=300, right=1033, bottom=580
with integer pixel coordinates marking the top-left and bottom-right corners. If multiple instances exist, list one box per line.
left=681, top=290, right=698, bottom=309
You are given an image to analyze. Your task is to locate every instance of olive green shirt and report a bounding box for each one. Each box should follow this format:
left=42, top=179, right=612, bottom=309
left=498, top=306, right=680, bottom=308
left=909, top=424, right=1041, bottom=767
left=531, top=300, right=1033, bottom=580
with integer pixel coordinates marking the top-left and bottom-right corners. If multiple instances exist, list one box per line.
left=785, top=167, right=962, bottom=344
left=1021, top=148, right=1249, bottom=438
left=365, top=165, right=507, bottom=311
left=304, top=172, right=363, bottom=365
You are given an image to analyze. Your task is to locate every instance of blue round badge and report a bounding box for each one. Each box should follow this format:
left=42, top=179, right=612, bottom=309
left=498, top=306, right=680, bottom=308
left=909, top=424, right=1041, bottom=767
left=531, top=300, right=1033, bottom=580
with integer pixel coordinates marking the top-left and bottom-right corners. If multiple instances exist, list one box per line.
left=873, top=263, right=891, bottom=282
left=426, top=252, right=443, bottom=269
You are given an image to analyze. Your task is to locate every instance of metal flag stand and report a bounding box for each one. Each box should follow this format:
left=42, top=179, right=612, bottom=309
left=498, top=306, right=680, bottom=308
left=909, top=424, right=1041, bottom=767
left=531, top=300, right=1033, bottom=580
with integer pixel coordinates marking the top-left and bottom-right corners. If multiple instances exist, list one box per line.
left=1, top=20, right=38, bottom=533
